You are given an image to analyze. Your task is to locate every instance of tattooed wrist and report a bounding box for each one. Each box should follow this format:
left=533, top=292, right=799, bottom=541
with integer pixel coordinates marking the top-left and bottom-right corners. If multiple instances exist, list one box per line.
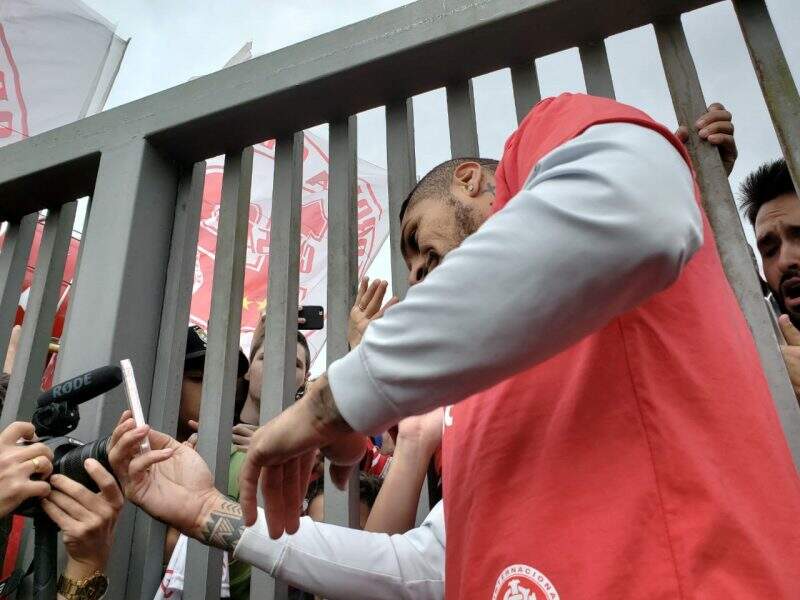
left=309, top=375, right=352, bottom=436
left=198, top=494, right=246, bottom=552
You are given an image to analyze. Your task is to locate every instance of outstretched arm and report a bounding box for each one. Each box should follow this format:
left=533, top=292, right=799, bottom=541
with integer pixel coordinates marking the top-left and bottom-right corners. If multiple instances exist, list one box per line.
left=329, top=122, right=701, bottom=433
left=240, top=122, right=702, bottom=535
left=234, top=500, right=445, bottom=600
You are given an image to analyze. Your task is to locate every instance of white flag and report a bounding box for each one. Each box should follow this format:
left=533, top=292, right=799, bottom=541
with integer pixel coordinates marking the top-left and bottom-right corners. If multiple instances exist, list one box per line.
left=0, top=0, right=126, bottom=343
left=0, top=0, right=127, bottom=143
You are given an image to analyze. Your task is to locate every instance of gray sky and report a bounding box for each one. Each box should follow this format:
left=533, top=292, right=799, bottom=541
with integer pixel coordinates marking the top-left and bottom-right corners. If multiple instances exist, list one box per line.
left=83, top=0, right=800, bottom=371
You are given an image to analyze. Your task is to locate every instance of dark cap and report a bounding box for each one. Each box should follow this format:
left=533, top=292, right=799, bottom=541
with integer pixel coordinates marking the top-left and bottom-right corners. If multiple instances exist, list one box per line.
left=185, top=325, right=249, bottom=378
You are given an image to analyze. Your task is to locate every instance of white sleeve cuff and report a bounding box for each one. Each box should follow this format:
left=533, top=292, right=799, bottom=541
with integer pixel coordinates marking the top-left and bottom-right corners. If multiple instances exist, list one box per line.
left=328, top=344, right=400, bottom=434
left=232, top=507, right=285, bottom=576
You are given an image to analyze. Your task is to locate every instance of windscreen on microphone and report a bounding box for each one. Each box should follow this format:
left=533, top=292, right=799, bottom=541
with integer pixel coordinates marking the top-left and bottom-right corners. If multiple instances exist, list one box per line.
left=36, top=365, right=123, bottom=408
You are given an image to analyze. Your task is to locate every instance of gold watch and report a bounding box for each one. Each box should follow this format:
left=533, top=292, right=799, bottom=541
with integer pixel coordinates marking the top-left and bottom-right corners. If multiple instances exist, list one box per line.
left=57, top=571, right=108, bottom=600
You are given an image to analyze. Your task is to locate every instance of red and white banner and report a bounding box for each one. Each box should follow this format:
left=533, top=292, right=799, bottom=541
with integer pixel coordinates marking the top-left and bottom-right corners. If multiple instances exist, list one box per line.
left=191, top=134, right=390, bottom=362
left=0, top=0, right=125, bottom=377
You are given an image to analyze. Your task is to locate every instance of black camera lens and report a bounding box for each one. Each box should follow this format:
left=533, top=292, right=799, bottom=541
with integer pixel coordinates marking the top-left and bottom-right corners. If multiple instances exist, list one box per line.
left=52, top=436, right=112, bottom=493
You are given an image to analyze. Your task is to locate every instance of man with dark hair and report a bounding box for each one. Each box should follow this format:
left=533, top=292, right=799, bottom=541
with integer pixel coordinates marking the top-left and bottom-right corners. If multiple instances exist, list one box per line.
left=740, top=158, right=798, bottom=320
left=739, top=157, right=800, bottom=397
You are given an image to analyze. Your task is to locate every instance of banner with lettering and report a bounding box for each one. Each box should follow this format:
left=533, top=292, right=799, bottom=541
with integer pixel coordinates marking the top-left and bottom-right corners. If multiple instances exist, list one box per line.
left=190, top=133, right=390, bottom=362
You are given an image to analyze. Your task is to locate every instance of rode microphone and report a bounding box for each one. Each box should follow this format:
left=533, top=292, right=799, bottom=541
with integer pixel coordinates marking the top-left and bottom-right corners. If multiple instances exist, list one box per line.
left=36, top=365, right=122, bottom=408
left=32, top=366, right=122, bottom=436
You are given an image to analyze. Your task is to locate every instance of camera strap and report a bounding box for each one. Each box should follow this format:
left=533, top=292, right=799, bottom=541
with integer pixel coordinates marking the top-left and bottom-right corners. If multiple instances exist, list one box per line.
left=0, top=560, right=34, bottom=598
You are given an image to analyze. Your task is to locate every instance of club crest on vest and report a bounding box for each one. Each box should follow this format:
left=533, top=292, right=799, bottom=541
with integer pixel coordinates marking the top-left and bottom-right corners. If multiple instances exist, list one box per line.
left=492, top=564, right=560, bottom=600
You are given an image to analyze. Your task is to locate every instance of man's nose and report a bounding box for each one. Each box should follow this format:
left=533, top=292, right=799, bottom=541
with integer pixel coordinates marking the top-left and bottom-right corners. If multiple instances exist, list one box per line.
left=777, top=244, right=800, bottom=276
left=407, top=258, right=427, bottom=286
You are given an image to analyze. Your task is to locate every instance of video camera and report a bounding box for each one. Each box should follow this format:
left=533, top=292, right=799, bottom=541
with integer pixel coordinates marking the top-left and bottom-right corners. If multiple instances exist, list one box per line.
left=14, top=366, right=122, bottom=517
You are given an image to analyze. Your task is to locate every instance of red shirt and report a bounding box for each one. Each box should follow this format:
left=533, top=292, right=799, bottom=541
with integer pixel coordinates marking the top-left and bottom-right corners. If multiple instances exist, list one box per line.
left=442, top=94, right=800, bottom=599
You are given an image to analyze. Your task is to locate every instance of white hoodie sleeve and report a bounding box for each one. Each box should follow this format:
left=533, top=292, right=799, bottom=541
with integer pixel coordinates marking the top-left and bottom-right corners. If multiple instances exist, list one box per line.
left=233, top=501, right=445, bottom=600
left=328, top=122, right=702, bottom=433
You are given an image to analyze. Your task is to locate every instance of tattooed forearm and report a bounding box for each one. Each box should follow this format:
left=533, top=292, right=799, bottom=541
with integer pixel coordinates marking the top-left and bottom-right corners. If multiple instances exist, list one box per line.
left=200, top=500, right=247, bottom=552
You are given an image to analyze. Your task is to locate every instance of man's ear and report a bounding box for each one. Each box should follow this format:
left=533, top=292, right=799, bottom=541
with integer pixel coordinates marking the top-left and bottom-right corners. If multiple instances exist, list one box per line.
left=452, top=162, right=485, bottom=199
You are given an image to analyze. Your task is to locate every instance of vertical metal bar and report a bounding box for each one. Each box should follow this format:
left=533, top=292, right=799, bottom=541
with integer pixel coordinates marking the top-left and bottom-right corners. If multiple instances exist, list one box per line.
left=185, top=148, right=253, bottom=599
left=2, top=203, right=77, bottom=426
left=250, top=132, right=304, bottom=600
left=55, top=199, right=90, bottom=357
left=127, top=162, right=206, bottom=600
left=385, top=98, right=417, bottom=299
left=446, top=80, right=480, bottom=157
left=732, top=0, right=800, bottom=192
left=386, top=98, right=434, bottom=519
left=510, top=62, right=541, bottom=124
left=325, top=116, right=361, bottom=529
left=0, top=214, right=36, bottom=376
left=54, top=138, right=180, bottom=599
left=579, top=41, right=616, bottom=99
left=655, top=17, right=800, bottom=467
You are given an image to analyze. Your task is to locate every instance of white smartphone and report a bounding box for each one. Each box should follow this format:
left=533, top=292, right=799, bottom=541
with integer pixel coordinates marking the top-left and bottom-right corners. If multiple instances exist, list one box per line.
left=120, top=358, right=151, bottom=454
left=766, top=293, right=786, bottom=344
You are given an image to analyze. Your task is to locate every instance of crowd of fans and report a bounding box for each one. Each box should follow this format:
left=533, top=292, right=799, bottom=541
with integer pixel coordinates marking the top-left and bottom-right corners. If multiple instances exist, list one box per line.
left=0, top=92, right=799, bottom=599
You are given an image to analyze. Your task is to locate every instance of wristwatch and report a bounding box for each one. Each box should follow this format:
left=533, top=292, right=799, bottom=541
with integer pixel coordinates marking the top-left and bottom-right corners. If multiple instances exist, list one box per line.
left=56, top=571, right=108, bottom=600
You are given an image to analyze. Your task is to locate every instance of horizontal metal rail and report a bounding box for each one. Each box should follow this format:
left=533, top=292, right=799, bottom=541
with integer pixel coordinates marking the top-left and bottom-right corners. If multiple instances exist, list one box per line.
left=0, top=0, right=721, bottom=217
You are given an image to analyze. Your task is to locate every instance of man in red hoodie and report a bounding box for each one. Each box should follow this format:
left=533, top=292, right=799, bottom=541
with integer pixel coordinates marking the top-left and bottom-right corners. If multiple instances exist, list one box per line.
left=111, top=95, right=800, bottom=598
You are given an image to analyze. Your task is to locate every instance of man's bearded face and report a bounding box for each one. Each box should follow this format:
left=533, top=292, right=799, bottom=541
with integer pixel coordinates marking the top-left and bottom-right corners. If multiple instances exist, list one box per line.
left=400, top=194, right=484, bottom=287
left=755, top=192, right=800, bottom=325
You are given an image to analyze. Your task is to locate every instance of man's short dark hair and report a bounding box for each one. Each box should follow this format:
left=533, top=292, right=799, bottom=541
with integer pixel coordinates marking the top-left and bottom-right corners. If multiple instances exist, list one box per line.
left=740, top=158, right=796, bottom=226
left=399, top=157, right=499, bottom=223
left=250, top=313, right=311, bottom=373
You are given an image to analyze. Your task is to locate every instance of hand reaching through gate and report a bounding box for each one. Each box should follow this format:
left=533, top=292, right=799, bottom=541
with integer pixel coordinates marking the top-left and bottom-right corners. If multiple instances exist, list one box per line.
left=238, top=375, right=368, bottom=537
left=108, top=411, right=236, bottom=547
left=778, top=315, right=800, bottom=401
left=348, top=278, right=398, bottom=349
left=675, top=102, right=737, bottom=176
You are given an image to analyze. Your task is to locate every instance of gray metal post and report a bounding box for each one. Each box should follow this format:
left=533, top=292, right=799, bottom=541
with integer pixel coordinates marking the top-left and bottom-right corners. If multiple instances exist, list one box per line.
left=385, top=98, right=416, bottom=299
left=2, top=203, right=77, bottom=425
left=732, top=0, right=800, bottom=193
left=128, top=162, right=206, bottom=600
left=655, top=17, right=800, bottom=467
left=446, top=80, right=480, bottom=157
left=579, top=41, right=616, bottom=100
left=510, top=62, right=541, bottom=125
left=251, top=132, right=305, bottom=600
left=53, top=138, right=180, bottom=599
left=185, top=148, right=253, bottom=599
left=325, top=116, right=361, bottom=529
left=0, top=214, right=36, bottom=380
left=386, top=98, right=434, bottom=520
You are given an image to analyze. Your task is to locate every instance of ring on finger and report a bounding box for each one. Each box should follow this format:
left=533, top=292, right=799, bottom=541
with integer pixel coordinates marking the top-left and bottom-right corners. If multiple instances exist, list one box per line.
left=30, top=456, right=44, bottom=474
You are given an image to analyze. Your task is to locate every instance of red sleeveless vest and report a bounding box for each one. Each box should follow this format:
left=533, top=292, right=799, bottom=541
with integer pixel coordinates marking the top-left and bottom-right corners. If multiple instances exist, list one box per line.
left=441, top=94, right=800, bottom=599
